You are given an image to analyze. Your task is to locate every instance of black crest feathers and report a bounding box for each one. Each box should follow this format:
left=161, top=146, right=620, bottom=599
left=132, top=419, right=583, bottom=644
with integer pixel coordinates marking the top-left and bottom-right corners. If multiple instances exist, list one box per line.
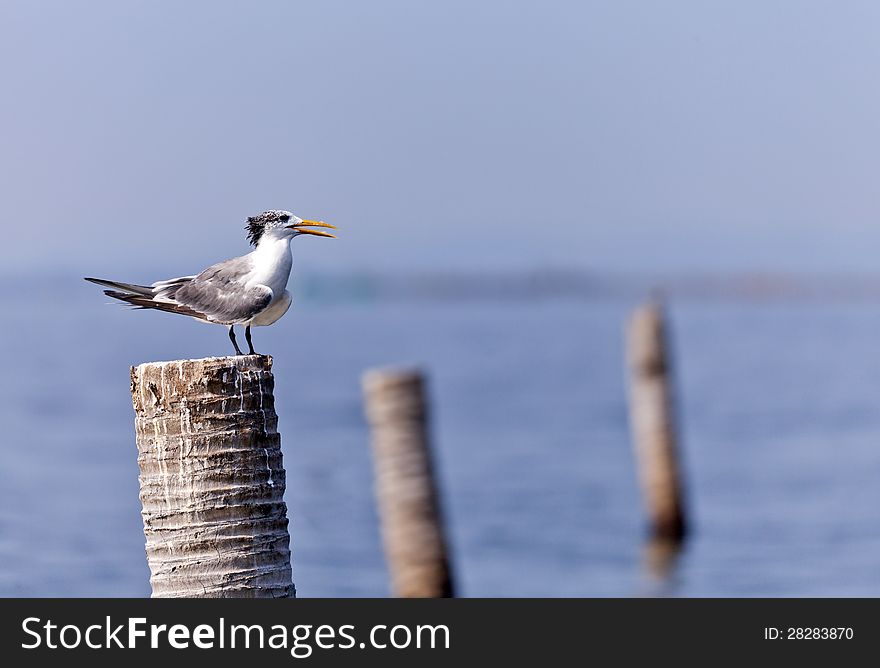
left=245, top=210, right=291, bottom=246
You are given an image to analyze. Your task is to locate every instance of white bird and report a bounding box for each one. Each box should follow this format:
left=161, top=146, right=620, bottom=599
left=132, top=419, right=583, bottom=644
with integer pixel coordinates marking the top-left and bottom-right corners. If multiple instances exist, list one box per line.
left=85, top=210, right=337, bottom=355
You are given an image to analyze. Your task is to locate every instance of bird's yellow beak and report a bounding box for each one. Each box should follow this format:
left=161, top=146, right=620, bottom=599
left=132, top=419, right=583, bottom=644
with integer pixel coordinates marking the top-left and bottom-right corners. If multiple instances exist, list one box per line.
left=288, top=219, right=338, bottom=238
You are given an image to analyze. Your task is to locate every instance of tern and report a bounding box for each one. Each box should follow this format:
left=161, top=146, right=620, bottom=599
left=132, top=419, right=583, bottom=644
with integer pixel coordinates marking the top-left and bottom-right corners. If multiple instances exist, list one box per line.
left=85, top=210, right=336, bottom=355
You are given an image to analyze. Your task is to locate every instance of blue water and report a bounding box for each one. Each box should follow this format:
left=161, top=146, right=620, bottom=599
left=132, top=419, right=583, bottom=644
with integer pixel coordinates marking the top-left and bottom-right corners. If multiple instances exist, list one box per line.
left=2, top=277, right=880, bottom=596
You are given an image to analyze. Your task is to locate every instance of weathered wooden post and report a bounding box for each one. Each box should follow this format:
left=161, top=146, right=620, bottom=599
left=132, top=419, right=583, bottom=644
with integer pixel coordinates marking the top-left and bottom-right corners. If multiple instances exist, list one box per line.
left=626, top=301, right=688, bottom=544
left=362, top=368, right=455, bottom=598
left=131, top=355, right=294, bottom=598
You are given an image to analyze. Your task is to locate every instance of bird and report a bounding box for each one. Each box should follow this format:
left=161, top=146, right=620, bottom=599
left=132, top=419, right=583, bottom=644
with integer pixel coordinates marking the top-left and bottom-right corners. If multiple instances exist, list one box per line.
left=85, top=210, right=336, bottom=356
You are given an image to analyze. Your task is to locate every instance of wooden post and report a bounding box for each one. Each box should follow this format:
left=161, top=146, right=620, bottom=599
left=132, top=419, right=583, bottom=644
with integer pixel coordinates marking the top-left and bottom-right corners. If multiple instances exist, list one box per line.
left=362, top=369, right=455, bottom=598
left=626, top=301, right=688, bottom=543
left=131, top=355, right=294, bottom=598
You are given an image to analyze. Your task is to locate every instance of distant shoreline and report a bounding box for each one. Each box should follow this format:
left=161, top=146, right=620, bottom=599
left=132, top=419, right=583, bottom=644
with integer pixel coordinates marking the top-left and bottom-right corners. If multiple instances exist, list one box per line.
left=7, top=269, right=880, bottom=303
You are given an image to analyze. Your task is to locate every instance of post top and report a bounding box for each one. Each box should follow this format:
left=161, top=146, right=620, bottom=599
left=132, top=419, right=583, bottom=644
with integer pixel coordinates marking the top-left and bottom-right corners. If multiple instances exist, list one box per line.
left=362, top=366, right=426, bottom=392
left=132, top=354, right=273, bottom=376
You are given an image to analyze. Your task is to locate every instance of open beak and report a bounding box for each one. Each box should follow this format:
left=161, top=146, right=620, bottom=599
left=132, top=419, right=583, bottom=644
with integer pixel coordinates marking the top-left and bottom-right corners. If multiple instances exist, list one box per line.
left=288, top=219, right=338, bottom=238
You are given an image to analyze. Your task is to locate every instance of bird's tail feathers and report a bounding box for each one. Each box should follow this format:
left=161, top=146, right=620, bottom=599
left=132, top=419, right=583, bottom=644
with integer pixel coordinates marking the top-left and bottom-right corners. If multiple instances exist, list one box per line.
left=150, top=276, right=194, bottom=301
left=101, top=289, right=208, bottom=321
left=84, top=277, right=155, bottom=296
left=151, top=276, right=196, bottom=289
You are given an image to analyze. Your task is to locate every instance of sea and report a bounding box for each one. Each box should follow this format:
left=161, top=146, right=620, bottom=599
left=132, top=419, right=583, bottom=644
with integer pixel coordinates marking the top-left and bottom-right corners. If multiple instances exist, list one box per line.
left=2, top=274, right=880, bottom=596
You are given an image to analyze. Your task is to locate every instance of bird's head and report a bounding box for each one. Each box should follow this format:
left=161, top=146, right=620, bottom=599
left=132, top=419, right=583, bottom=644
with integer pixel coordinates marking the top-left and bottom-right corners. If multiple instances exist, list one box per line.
left=246, top=210, right=337, bottom=246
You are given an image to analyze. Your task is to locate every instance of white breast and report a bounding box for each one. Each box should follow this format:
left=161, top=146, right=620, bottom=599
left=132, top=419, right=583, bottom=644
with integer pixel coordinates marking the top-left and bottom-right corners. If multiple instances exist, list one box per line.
left=250, top=290, right=292, bottom=326
left=246, top=236, right=293, bottom=297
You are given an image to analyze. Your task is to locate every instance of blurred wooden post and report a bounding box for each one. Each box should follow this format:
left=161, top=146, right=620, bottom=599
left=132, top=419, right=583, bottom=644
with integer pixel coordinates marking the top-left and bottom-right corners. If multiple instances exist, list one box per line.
left=626, top=301, right=688, bottom=543
left=362, top=368, right=455, bottom=598
left=131, top=355, right=294, bottom=598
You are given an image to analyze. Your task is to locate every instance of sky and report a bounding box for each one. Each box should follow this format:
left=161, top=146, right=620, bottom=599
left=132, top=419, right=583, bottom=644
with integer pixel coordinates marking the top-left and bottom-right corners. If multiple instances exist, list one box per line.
left=2, top=1, right=880, bottom=278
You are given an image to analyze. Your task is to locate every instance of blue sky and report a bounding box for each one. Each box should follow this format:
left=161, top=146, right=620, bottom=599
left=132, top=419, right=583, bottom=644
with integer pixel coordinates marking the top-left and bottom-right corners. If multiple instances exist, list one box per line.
left=2, top=1, right=880, bottom=277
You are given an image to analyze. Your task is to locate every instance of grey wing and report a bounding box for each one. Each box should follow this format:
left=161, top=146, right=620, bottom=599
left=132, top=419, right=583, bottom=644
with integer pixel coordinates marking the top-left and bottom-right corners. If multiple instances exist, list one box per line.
left=171, top=257, right=272, bottom=324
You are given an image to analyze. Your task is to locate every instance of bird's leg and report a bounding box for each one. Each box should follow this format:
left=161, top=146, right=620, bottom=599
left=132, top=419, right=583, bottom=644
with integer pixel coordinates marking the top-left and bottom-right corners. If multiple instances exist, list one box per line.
left=228, top=325, right=244, bottom=356
left=245, top=325, right=257, bottom=355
